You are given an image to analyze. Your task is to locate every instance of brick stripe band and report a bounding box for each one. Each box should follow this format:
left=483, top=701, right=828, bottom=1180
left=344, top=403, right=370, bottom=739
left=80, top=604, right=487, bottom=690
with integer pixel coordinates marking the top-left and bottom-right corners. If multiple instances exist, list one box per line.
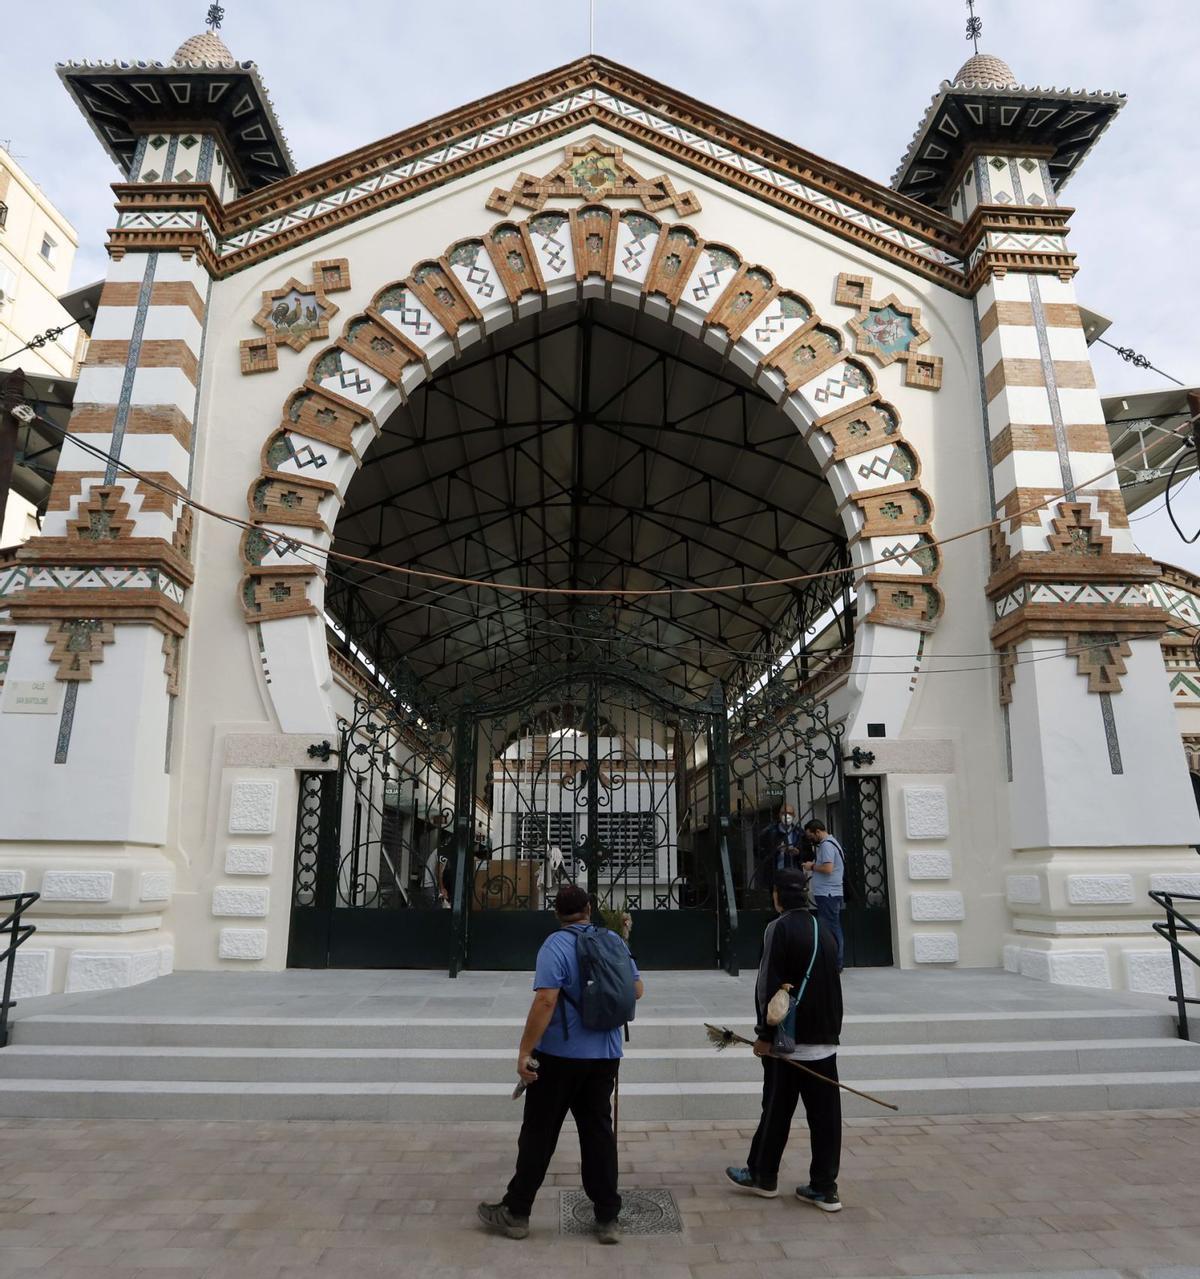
left=84, top=338, right=199, bottom=385
left=99, top=280, right=206, bottom=322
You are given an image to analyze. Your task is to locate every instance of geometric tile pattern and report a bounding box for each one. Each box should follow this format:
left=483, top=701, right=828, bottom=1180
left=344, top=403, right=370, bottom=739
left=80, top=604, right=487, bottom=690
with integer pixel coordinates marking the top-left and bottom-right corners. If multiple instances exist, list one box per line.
left=1148, top=570, right=1200, bottom=631
left=68, top=486, right=135, bottom=543
left=487, top=137, right=700, bottom=217
left=210, top=85, right=967, bottom=279
left=1045, top=501, right=1111, bottom=557
left=240, top=258, right=352, bottom=374
left=833, top=272, right=942, bottom=390
left=1067, top=631, right=1132, bottom=694
left=993, top=582, right=1151, bottom=621
left=45, top=619, right=116, bottom=682
left=0, top=564, right=187, bottom=606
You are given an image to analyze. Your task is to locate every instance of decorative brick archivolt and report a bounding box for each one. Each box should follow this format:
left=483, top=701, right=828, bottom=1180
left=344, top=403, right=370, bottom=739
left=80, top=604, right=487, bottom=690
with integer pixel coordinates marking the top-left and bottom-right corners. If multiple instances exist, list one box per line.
left=238, top=208, right=945, bottom=645
left=487, top=137, right=700, bottom=217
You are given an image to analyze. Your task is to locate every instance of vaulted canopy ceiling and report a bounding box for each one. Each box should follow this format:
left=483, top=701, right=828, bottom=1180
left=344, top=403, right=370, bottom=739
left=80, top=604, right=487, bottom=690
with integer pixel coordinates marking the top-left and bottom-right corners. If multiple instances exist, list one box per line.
left=329, top=300, right=850, bottom=705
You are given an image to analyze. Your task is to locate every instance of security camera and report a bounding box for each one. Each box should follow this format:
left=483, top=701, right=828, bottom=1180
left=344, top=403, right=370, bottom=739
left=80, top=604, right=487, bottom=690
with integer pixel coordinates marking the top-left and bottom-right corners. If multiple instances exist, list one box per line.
left=10, top=403, right=36, bottom=424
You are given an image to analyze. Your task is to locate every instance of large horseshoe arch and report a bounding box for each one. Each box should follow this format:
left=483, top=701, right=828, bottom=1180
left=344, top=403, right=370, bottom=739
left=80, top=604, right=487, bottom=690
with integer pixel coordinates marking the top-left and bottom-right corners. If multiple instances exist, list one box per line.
left=238, top=206, right=943, bottom=735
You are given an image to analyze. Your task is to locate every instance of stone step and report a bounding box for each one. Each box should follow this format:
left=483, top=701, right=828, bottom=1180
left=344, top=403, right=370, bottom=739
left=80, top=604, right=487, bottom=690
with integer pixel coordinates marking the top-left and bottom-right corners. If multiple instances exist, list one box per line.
left=0, top=1037, right=1195, bottom=1084
left=11, top=1007, right=1178, bottom=1049
left=0, top=1069, right=1196, bottom=1121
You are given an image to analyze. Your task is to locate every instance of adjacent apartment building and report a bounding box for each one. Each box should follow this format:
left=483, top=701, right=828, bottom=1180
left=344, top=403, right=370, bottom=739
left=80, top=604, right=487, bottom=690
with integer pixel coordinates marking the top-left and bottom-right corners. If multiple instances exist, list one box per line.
left=0, top=145, right=86, bottom=545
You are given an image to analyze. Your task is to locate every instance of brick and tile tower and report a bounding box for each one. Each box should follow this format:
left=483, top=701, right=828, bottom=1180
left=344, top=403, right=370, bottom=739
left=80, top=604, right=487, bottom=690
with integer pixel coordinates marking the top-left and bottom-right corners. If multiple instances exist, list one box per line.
left=894, top=54, right=1199, bottom=988
left=0, top=32, right=292, bottom=992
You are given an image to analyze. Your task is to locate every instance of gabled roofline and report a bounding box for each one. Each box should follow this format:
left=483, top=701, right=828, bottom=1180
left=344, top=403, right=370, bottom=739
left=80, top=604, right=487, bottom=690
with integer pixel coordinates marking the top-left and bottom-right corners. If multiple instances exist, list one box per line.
left=231, top=56, right=958, bottom=235
left=200, top=56, right=969, bottom=286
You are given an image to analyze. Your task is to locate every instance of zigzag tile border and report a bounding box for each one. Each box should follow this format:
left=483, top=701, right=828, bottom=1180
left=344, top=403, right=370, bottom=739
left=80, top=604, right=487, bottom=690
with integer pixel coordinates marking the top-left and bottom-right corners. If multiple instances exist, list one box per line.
left=213, top=90, right=966, bottom=277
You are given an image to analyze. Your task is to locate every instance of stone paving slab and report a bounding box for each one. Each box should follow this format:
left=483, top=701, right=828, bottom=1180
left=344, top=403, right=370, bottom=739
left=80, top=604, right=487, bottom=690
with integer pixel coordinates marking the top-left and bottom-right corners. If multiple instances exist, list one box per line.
left=0, top=1109, right=1196, bottom=1277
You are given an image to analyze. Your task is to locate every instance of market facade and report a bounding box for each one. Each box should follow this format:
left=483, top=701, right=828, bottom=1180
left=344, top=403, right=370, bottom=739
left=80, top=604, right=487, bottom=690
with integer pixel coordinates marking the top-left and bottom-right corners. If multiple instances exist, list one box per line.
left=0, top=33, right=1197, bottom=996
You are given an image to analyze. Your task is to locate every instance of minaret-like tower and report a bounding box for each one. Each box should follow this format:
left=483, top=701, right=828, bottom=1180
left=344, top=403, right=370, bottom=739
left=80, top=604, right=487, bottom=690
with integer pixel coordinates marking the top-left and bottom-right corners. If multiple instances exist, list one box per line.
left=0, top=30, right=291, bottom=992
left=895, top=55, right=1200, bottom=989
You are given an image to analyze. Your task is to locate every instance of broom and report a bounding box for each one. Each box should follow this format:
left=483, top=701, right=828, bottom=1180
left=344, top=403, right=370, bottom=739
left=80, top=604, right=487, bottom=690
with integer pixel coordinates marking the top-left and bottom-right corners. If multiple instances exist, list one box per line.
left=704, top=1024, right=899, bottom=1112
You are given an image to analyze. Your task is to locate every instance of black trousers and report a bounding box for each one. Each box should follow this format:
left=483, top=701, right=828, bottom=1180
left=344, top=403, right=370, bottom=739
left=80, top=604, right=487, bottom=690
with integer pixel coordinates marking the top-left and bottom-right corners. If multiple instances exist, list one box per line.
left=747, top=1053, right=841, bottom=1192
left=502, top=1052, right=621, bottom=1222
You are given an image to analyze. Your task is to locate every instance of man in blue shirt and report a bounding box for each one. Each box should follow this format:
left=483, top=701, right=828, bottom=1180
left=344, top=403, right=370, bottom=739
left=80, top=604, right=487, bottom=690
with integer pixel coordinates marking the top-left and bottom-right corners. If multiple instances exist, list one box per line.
left=478, top=884, right=643, bottom=1244
left=804, top=819, right=846, bottom=972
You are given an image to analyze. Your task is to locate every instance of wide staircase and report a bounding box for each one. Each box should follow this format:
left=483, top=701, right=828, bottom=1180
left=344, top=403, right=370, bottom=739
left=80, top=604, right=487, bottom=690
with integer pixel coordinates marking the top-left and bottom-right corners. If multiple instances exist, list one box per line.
left=0, top=969, right=1196, bottom=1120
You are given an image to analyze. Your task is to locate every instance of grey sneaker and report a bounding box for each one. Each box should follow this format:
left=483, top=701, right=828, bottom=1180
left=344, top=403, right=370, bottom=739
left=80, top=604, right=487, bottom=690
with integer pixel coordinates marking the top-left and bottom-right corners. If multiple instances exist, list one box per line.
left=795, top=1183, right=842, bottom=1212
left=477, top=1201, right=530, bottom=1238
left=595, top=1217, right=622, bottom=1244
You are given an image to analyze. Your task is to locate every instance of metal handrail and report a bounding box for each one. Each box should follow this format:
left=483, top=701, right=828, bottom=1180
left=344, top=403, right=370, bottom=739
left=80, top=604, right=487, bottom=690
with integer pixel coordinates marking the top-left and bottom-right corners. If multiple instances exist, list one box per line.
left=0, top=892, right=40, bottom=1048
left=1149, top=890, right=1200, bottom=1040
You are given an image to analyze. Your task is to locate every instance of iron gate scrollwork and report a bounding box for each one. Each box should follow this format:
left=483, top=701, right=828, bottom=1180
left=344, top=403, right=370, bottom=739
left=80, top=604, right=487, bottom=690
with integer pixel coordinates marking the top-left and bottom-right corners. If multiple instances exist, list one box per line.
left=287, top=687, right=458, bottom=969
left=723, top=677, right=891, bottom=969
left=842, top=772, right=892, bottom=965
left=288, top=666, right=890, bottom=971
left=458, top=666, right=738, bottom=972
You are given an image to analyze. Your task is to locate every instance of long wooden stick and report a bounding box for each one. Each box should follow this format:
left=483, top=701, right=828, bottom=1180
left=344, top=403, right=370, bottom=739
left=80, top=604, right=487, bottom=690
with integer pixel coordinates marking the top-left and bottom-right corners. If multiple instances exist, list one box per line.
left=704, top=1024, right=899, bottom=1112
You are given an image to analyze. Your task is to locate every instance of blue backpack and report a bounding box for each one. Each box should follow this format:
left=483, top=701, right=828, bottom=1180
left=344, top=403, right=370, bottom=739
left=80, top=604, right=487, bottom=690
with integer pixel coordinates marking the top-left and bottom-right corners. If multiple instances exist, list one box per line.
left=559, top=924, right=638, bottom=1035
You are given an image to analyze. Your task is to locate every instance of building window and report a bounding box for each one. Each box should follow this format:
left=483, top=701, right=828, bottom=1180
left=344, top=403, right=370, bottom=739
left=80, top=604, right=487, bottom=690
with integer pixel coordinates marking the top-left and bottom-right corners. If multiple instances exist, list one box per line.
left=39, top=233, right=56, bottom=263
left=0, top=201, right=8, bottom=230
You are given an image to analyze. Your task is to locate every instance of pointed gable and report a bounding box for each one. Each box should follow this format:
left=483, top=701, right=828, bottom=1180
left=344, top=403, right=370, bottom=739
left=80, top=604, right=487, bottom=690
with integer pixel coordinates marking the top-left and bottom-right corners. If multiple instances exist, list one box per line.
left=200, top=58, right=967, bottom=289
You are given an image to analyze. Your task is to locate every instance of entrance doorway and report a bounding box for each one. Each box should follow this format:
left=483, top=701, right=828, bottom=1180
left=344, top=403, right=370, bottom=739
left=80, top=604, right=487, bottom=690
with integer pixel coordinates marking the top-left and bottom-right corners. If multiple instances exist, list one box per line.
left=285, top=295, right=894, bottom=972
left=287, top=671, right=892, bottom=972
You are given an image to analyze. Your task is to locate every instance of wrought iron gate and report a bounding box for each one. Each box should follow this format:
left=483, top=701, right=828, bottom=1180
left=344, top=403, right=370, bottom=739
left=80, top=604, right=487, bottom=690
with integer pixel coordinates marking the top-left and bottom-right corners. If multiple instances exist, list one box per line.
left=453, top=667, right=737, bottom=973
left=287, top=669, right=891, bottom=972
left=287, top=688, right=458, bottom=969
left=724, top=684, right=892, bottom=969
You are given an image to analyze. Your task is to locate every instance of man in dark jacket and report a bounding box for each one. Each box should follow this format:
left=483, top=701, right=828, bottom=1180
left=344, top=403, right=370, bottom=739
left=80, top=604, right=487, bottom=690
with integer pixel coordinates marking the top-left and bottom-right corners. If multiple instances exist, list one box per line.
left=752, top=803, right=809, bottom=894
left=724, top=867, right=844, bottom=1211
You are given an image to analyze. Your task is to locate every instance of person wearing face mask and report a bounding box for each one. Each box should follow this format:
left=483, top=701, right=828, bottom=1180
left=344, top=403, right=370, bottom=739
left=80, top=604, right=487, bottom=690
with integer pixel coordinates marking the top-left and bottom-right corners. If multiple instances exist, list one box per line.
left=753, top=803, right=810, bottom=897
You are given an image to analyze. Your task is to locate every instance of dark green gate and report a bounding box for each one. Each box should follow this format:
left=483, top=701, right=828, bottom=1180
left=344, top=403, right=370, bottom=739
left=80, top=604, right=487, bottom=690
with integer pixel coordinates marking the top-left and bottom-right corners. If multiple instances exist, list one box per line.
left=724, top=683, right=893, bottom=971
left=287, top=669, right=890, bottom=973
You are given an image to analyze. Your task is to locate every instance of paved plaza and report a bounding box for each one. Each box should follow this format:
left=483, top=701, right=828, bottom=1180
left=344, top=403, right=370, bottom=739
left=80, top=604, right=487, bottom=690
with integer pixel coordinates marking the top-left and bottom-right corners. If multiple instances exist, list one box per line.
left=0, top=1107, right=1197, bottom=1278
left=3, top=971, right=1197, bottom=1274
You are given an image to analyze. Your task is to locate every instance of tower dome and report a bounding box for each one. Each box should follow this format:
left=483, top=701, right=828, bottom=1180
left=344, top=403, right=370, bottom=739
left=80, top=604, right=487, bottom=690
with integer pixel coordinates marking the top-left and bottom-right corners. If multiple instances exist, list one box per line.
left=172, top=31, right=235, bottom=64
left=953, top=53, right=1018, bottom=89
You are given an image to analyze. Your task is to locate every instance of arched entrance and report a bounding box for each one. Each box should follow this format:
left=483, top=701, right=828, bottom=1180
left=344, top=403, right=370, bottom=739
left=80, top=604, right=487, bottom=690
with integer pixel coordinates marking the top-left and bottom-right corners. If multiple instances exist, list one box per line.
left=247, top=208, right=941, bottom=971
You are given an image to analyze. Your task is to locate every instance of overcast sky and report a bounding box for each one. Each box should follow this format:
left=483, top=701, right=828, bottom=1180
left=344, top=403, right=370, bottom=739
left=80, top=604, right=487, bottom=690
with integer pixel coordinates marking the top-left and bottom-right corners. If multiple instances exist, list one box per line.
left=2, top=0, right=1196, bottom=566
